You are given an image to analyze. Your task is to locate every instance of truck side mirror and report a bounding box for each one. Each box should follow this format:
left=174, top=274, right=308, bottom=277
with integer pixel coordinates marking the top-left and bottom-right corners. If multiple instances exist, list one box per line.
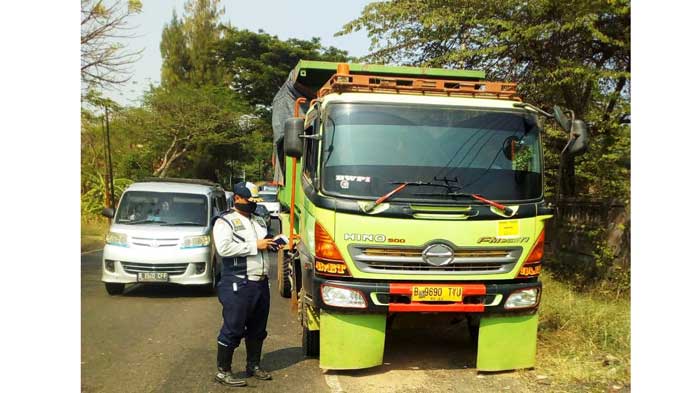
left=284, top=117, right=304, bottom=158
left=567, top=120, right=589, bottom=156
left=553, top=105, right=571, bottom=132
left=502, top=136, right=521, bottom=160
left=101, top=207, right=115, bottom=218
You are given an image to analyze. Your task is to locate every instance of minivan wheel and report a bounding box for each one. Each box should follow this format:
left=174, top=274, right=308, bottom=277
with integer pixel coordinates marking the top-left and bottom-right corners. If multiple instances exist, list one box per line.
left=207, top=263, right=218, bottom=295
left=105, top=283, right=125, bottom=295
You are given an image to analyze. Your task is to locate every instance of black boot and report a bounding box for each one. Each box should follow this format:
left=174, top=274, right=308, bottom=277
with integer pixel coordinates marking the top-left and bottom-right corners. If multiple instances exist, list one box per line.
left=215, top=343, right=247, bottom=387
left=245, top=339, right=272, bottom=380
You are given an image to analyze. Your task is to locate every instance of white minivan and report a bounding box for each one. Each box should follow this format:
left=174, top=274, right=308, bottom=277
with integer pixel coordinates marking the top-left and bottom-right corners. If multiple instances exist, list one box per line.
left=100, top=179, right=228, bottom=295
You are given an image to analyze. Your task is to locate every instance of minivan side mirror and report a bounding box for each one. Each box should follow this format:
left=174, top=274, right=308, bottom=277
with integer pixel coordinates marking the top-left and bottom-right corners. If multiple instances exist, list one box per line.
left=101, top=207, right=115, bottom=218
left=567, top=120, right=589, bottom=157
left=284, top=117, right=304, bottom=158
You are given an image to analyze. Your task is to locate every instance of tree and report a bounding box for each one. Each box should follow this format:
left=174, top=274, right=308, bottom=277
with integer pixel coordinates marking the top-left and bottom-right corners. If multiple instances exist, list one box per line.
left=136, top=84, right=257, bottom=178
left=160, top=11, right=191, bottom=88
left=81, top=0, right=143, bottom=92
left=340, top=0, right=631, bottom=288
left=217, top=28, right=351, bottom=107
left=160, top=0, right=225, bottom=87
left=339, top=0, right=629, bottom=116
left=339, top=0, right=630, bottom=198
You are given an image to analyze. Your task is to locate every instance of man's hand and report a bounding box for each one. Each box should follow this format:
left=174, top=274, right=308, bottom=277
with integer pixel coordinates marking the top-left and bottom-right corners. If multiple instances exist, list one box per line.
left=256, top=238, right=276, bottom=251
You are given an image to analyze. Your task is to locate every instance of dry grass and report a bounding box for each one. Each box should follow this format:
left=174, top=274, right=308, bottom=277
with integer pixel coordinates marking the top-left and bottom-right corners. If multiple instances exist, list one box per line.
left=526, top=274, right=630, bottom=392
left=81, top=216, right=109, bottom=252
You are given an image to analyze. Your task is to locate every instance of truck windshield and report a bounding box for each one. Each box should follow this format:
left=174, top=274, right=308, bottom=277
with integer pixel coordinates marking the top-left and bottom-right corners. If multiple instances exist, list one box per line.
left=115, top=191, right=209, bottom=226
left=321, top=103, right=542, bottom=202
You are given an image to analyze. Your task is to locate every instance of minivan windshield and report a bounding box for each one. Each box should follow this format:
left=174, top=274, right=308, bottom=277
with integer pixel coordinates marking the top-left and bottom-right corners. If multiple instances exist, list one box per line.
left=321, top=103, right=542, bottom=202
left=259, top=193, right=278, bottom=202
left=115, top=191, right=209, bottom=226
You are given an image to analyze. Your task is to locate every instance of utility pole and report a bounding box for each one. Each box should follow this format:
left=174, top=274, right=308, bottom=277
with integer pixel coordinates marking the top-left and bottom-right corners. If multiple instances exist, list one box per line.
left=104, top=106, right=115, bottom=209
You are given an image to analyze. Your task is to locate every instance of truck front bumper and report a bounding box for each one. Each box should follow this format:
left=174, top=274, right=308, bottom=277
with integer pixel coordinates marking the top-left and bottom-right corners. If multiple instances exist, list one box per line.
left=310, top=275, right=541, bottom=314
left=310, top=276, right=541, bottom=371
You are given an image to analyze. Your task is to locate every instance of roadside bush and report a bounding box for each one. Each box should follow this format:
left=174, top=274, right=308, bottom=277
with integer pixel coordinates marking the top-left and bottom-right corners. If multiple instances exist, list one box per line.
left=81, top=172, right=132, bottom=218
left=535, top=274, right=630, bottom=391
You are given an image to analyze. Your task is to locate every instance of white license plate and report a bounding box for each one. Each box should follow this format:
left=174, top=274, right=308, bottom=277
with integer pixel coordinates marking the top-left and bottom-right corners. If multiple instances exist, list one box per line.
left=137, top=272, right=169, bottom=282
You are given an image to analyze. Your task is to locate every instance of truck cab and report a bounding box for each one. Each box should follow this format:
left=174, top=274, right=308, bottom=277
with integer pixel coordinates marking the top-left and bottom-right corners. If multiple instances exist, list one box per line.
left=272, top=61, right=587, bottom=371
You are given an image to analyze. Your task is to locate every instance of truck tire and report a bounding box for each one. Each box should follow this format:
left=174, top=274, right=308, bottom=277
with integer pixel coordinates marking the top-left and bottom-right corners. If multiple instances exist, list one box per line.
left=105, top=283, right=125, bottom=295
left=302, top=325, right=320, bottom=358
left=277, top=252, right=292, bottom=298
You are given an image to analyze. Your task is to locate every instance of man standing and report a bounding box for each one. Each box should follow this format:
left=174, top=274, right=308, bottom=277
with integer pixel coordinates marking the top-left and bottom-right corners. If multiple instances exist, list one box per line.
left=213, top=182, right=277, bottom=387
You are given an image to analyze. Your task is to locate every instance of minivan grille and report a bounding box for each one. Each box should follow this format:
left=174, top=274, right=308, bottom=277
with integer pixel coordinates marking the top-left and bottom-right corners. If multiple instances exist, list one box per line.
left=130, top=237, right=179, bottom=248
left=121, top=262, right=189, bottom=275
left=348, top=245, right=522, bottom=275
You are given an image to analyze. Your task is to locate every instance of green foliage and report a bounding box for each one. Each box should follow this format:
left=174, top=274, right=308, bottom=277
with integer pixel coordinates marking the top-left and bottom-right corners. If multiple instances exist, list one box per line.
left=341, top=0, right=631, bottom=290
left=340, top=0, right=630, bottom=195
left=81, top=172, right=133, bottom=216
left=217, top=28, right=352, bottom=107
left=160, top=12, right=191, bottom=88
left=160, top=0, right=225, bottom=87
left=128, top=83, right=258, bottom=179
left=547, top=218, right=631, bottom=296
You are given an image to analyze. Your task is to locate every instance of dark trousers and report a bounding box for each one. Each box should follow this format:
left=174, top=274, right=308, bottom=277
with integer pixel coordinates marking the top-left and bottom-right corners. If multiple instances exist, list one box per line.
left=217, top=277, right=270, bottom=349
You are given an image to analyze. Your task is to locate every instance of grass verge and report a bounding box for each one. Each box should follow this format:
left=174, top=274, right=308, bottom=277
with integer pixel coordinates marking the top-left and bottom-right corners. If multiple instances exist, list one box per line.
left=525, top=274, right=630, bottom=392
left=81, top=217, right=108, bottom=252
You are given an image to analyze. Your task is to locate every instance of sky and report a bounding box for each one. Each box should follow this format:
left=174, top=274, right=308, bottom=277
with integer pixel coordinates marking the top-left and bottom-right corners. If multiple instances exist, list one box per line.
left=105, top=0, right=377, bottom=106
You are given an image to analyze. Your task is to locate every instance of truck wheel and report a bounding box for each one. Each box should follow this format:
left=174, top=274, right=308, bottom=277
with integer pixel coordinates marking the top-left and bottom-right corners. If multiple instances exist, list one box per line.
left=277, top=252, right=292, bottom=298
left=105, top=283, right=125, bottom=295
left=302, top=325, right=320, bottom=358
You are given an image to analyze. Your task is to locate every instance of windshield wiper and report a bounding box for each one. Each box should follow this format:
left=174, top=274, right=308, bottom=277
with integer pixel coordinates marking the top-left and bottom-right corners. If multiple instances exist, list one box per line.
left=414, top=191, right=514, bottom=215
left=160, top=222, right=204, bottom=226
left=363, top=181, right=459, bottom=212
left=120, top=219, right=166, bottom=225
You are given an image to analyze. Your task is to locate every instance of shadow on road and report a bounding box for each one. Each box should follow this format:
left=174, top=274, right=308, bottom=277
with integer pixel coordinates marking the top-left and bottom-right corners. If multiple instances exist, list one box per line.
left=123, top=283, right=214, bottom=298
left=262, top=346, right=304, bottom=372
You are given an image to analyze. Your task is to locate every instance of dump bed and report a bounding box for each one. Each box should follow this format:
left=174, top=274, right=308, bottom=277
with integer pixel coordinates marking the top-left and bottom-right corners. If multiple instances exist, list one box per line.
left=291, top=60, right=485, bottom=95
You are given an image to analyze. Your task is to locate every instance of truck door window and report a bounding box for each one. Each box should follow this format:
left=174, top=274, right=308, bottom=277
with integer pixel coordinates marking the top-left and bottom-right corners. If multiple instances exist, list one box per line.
left=303, top=109, right=320, bottom=181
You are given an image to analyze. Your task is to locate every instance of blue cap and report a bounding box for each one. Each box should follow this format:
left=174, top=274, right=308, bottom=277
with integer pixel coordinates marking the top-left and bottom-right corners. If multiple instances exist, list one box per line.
left=232, top=182, right=252, bottom=199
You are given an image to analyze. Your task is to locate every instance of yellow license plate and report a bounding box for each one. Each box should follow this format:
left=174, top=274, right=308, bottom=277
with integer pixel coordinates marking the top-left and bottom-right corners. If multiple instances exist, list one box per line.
left=411, top=286, right=463, bottom=302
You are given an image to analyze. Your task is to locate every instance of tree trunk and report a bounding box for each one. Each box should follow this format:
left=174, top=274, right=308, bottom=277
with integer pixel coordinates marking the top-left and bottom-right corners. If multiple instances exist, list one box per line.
left=603, top=76, right=627, bottom=122
left=153, top=147, right=187, bottom=178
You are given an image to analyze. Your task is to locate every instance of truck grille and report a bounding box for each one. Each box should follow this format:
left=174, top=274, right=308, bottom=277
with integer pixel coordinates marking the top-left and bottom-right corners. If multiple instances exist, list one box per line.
left=348, top=245, right=522, bottom=275
left=130, top=237, right=179, bottom=248
left=121, top=262, right=189, bottom=276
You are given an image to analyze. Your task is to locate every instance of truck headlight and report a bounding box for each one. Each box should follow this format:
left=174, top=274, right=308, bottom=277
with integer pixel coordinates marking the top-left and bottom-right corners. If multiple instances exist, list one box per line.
left=182, top=235, right=210, bottom=249
left=105, top=232, right=128, bottom=247
left=504, top=288, right=540, bottom=309
left=321, top=285, right=367, bottom=309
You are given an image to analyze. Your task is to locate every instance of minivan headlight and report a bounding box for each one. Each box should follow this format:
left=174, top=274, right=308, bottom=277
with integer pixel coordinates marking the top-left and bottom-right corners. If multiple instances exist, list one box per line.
left=182, top=235, right=210, bottom=249
left=105, top=232, right=128, bottom=247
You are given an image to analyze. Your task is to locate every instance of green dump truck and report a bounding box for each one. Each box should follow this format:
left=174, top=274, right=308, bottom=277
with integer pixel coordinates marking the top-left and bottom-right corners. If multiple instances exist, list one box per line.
left=270, top=60, right=588, bottom=371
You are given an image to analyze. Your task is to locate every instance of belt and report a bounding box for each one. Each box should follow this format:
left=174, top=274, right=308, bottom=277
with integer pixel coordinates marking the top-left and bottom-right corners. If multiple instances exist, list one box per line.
left=235, top=275, right=268, bottom=282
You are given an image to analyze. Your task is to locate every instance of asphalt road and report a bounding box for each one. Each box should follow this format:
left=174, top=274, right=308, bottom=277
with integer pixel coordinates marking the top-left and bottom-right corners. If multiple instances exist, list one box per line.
left=82, top=250, right=536, bottom=393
